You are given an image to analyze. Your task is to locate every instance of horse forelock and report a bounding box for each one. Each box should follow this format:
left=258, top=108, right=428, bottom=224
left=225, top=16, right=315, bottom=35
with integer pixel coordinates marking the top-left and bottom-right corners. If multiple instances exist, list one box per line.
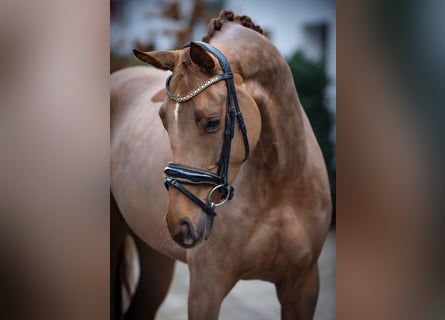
left=170, top=48, right=215, bottom=95
left=202, top=9, right=263, bottom=43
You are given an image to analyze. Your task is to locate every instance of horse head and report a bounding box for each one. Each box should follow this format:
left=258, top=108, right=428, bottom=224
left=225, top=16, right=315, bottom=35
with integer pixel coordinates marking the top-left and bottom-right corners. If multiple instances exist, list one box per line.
left=134, top=42, right=261, bottom=248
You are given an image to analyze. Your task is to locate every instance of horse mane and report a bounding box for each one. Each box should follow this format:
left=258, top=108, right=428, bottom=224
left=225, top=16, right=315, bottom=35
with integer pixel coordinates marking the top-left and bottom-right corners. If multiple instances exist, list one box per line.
left=202, top=10, right=263, bottom=43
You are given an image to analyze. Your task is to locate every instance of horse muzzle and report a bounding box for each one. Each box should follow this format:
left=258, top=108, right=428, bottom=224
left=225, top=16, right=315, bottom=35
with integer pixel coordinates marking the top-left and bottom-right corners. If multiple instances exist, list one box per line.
left=171, top=216, right=200, bottom=248
left=166, top=206, right=214, bottom=248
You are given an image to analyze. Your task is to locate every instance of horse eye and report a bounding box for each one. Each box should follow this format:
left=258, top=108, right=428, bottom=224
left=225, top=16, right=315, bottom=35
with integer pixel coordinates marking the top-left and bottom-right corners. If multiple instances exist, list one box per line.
left=205, top=117, right=220, bottom=132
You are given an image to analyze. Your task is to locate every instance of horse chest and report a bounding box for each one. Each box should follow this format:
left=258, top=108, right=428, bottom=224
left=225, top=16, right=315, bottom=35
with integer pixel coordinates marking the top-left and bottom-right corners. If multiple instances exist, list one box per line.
left=230, top=208, right=310, bottom=281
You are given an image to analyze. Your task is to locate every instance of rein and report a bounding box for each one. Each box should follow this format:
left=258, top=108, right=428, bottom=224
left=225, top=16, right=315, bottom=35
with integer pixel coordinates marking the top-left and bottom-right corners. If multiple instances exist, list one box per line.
left=163, top=41, right=249, bottom=228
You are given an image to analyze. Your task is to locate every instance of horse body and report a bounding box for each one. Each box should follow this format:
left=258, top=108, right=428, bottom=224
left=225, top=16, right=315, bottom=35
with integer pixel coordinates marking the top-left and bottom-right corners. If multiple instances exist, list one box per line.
left=111, top=16, right=331, bottom=320
left=111, top=66, right=187, bottom=262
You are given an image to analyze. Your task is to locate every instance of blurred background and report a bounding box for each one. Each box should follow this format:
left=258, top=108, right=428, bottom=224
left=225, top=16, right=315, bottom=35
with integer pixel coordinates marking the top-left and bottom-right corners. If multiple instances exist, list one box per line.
left=110, top=1, right=336, bottom=319
left=2, top=0, right=445, bottom=319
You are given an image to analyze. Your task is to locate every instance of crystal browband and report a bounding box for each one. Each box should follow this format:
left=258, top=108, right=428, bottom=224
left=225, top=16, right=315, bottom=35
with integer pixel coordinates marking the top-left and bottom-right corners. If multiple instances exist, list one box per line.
left=165, top=73, right=231, bottom=103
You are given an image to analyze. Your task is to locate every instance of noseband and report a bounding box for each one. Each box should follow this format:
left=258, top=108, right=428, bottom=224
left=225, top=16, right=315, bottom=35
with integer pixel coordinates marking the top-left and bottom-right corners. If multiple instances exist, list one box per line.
left=163, top=41, right=250, bottom=226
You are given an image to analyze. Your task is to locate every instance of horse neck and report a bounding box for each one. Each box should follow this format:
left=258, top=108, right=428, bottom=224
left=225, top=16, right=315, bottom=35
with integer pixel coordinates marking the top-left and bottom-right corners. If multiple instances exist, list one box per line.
left=212, top=27, right=307, bottom=185
left=247, top=59, right=307, bottom=185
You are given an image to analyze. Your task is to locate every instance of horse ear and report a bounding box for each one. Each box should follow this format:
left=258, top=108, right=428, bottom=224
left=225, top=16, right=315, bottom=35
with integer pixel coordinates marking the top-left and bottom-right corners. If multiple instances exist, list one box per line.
left=189, top=42, right=215, bottom=72
left=133, top=49, right=176, bottom=71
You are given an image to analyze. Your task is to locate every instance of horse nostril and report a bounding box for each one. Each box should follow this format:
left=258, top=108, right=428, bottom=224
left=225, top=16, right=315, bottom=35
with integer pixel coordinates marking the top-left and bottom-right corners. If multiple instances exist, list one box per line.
left=180, top=218, right=191, bottom=234
left=173, top=217, right=198, bottom=247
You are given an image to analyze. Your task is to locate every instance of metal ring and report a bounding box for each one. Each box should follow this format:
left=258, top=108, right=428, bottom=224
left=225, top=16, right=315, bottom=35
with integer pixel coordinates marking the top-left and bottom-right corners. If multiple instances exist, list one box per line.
left=207, top=184, right=231, bottom=208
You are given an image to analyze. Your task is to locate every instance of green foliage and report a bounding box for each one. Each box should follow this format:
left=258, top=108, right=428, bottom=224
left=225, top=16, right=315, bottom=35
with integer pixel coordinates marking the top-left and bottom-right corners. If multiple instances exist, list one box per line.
left=287, top=51, right=336, bottom=220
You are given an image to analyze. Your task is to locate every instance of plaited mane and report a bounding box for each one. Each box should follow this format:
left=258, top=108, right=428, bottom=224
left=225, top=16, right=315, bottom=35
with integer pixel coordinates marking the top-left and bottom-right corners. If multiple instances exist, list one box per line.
left=202, top=10, right=264, bottom=43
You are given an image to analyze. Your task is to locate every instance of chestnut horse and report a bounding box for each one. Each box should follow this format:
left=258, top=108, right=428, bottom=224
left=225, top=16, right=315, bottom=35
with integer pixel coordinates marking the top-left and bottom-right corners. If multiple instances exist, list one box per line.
left=111, top=10, right=331, bottom=320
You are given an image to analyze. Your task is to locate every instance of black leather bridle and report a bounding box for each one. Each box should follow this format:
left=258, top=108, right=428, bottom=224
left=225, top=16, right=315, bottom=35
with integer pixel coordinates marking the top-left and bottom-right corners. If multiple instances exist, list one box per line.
left=163, top=41, right=249, bottom=225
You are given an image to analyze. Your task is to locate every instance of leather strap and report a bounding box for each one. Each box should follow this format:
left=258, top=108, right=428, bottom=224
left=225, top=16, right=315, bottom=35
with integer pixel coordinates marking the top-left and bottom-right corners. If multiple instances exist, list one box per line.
left=192, top=41, right=250, bottom=162
left=164, top=162, right=222, bottom=186
left=164, top=178, right=217, bottom=217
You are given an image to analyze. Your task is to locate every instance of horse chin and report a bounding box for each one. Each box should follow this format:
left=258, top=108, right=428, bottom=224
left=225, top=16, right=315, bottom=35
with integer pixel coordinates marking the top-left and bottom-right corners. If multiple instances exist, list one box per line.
left=175, top=238, right=201, bottom=249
